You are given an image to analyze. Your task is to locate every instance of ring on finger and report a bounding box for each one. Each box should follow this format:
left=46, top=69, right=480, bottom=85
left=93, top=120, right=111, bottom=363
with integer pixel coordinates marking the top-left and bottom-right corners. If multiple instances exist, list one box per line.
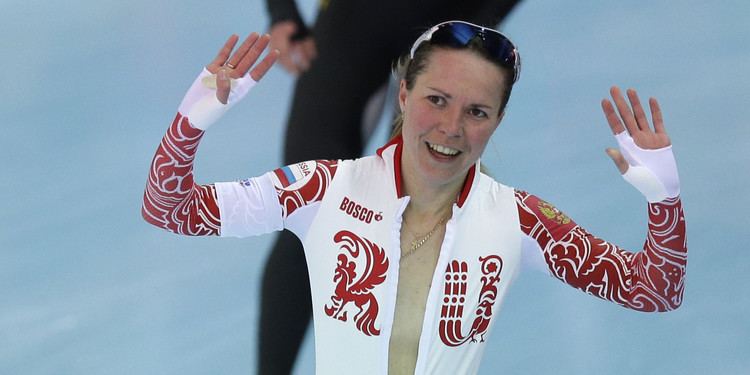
left=225, top=62, right=236, bottom=69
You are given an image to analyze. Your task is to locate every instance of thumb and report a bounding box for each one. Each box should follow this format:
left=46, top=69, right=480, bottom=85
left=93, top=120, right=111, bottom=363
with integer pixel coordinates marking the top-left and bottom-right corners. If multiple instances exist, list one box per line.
left=216, top=68, right=230, bottom=104
left=605, top=148, right=629, bottom=174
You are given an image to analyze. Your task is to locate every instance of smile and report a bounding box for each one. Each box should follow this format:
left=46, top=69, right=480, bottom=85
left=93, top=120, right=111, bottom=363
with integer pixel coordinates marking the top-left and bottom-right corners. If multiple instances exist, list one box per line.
left=427, top=142, right=461, bottom=157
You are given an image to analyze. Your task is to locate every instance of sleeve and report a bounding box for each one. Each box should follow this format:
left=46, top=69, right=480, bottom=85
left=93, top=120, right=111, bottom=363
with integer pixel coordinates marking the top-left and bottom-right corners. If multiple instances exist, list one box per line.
left=141, top=113, right=222, bottom=236
left=515, top=190, right=687, bottom=312
left=141, top=112, right=338, bottom=238
left=265, top=0, right=311, bottom=40
left=216, top=159, right=339, bottom=238
left=464, top=0, right=523, bottom=28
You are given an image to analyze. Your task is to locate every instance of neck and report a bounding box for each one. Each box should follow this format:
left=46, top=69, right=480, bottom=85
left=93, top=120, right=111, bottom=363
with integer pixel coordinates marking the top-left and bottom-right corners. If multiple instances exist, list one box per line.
left=401, top=170, right=463, bottom=223
left=395, top=138, right=477, bottom=221
left=404, top=185, right=456, bottom=219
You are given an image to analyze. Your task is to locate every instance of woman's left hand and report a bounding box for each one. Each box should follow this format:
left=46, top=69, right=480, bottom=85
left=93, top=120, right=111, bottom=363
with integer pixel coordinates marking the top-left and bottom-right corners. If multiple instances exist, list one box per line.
left=601, top=86, right=670, bottom=173
left=600, top=86, right=680, bottom=202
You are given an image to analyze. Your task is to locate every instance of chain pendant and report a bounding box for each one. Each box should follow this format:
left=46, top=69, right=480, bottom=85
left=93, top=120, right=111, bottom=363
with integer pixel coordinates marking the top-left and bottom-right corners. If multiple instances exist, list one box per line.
left=410, top=231, right=434, bottom=251
left=401, top=215, right=448, bottom=261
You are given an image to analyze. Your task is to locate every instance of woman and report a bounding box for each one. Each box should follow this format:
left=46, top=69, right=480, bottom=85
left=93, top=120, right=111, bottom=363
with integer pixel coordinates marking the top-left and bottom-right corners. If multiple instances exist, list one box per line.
left=263, top=3, right=522, bottom=371
left=142, top=21, right=686, bottom=374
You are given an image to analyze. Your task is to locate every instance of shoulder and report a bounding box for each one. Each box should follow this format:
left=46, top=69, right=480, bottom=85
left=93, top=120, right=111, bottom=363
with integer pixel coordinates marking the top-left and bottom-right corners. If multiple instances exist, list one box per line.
left=514, top=190, right=578, bottom=241
left=475, top=172, right=517, bottom=197
left=335, top=154, right=392, bottom=179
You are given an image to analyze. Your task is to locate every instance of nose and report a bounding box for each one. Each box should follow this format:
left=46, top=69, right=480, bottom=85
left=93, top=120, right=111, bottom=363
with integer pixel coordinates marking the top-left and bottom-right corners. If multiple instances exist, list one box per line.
left=438, top=107, right=464, bottom=137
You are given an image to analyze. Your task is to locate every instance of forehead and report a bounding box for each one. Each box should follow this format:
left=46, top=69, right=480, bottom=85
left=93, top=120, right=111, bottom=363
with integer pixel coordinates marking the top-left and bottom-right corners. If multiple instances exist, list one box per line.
left=416, top=48, right=506, bottom=103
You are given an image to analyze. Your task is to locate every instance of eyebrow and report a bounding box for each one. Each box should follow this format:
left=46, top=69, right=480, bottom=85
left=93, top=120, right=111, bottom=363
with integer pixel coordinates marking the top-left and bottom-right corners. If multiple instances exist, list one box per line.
left=426, top=86, right=494, bottom=109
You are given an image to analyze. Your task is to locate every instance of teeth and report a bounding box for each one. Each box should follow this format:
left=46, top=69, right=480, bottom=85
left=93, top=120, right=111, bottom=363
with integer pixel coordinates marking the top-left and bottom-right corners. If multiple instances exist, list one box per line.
left=428, top=143, right=460, bottom=156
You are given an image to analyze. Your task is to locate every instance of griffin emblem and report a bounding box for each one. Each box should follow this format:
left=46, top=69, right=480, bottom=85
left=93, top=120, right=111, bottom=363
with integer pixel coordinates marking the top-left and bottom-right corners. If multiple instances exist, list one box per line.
left=324, top=230, right=389, bottom=336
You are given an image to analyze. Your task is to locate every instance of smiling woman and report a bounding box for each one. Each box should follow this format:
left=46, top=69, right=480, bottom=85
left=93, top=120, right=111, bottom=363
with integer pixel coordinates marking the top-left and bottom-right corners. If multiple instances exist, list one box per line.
left=142, top=20, right=686, bottom=375
left=398, top=48, right=505, bottom=201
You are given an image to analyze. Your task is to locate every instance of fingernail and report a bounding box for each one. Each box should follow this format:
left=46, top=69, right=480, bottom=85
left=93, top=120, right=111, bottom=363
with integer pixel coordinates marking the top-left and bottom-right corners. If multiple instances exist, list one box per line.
left=218, top=69, right=228, bottom=81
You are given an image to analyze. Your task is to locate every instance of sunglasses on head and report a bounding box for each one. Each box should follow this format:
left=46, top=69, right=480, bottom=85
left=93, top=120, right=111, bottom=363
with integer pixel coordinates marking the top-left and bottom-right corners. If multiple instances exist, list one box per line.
left=409, top=20, right=521, bottom=83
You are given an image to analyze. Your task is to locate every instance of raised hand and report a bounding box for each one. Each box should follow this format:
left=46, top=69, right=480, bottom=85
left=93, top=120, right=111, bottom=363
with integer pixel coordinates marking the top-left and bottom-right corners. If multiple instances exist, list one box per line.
left=600, top=86, right=680, bottom=202
left=177, top=33, right=279, bottom=130
left=208, top=33, right=280, bottom=103
left=601, top=86, right=670, bottom=173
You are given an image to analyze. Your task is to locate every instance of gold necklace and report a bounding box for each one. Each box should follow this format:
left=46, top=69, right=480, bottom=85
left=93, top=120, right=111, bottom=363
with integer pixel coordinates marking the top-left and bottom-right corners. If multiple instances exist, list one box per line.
left=401, top=214, right=449, bottom=261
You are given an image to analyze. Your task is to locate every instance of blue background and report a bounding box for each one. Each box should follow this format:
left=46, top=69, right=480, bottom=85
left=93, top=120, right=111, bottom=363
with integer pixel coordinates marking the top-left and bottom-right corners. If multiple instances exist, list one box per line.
left=2, top=0, right=748, bottom=373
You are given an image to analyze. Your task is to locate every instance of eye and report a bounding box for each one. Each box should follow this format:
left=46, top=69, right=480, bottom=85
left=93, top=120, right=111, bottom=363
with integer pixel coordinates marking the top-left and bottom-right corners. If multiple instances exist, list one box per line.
left=427, top=95, right=446, bottom=106
left=468, top=107, right=489, bottom=119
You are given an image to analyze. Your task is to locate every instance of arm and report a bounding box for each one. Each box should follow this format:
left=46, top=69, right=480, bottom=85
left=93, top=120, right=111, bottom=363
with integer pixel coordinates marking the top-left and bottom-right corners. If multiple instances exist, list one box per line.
left=141, top=33, right=279, bottom=236
left=216, top=159, right=339, bottom=238
left=518, top=87, right=687, bottom=312
left=517, top=191, right=686, bottom=312
left=142, top=113, right=221, bottom=235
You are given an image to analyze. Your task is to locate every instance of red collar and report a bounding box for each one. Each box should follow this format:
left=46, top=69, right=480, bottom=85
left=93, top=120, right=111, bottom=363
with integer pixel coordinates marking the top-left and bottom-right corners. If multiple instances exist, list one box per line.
left=377, top=135, right=477, bottom=208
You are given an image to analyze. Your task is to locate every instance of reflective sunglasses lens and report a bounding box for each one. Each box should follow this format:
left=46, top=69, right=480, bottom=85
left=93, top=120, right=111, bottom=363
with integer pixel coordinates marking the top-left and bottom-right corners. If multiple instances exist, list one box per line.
left=439, top=23, right=515, bottom=64
left=430, top=22, right=519, bottom=80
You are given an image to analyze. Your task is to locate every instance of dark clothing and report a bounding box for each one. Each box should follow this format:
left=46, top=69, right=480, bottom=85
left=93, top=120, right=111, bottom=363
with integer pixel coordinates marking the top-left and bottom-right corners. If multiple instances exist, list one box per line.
left=260, top=1, right=522, bottom=373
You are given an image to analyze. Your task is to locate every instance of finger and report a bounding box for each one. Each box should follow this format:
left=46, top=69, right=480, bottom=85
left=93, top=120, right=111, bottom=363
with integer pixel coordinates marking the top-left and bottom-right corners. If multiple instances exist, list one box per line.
left=649, top=97, right=667, bottom=134
left=293, top=49, right=311, bottom=72
left=298, top=39, right=317, bottom=71
left=610, top=86, right=640, bottom=135
left=208, top=34, right=239, bottom=73
left=273, top=45, right=298, bottom=74
left=216, top=68, right=231, bottom=104
left=306, top=38, right=318, bottom=61
left=227, top=32, right=260, bottom=76
left=605, top=148, right=629, bottom=174
left=250, top=49, right=280, bottom=81
left=627, top=88, right=652, bottom=133
left=235, top=33, right=272, bottom=77
left=279, top=55, right=300, bottom=75
left=600, top=99, right=625, bottom=134
left=269, top=21, right=297, bottom=47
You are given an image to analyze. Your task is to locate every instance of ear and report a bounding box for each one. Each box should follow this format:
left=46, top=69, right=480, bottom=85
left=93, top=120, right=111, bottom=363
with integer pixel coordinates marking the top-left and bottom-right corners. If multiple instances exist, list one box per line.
left=398, top=79, right=408, bottom=113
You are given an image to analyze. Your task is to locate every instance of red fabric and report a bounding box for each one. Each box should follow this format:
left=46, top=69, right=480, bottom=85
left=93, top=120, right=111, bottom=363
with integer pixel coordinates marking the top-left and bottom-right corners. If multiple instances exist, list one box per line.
left=274, top=160, right=338, bottom=218
left=516, top=191, right=687, bottom=312
left=142, top=113, right=221, bottom=235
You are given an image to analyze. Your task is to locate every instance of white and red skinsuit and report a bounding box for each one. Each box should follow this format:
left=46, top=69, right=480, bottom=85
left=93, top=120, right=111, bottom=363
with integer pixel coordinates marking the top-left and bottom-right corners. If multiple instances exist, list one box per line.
left=142, top=110, right=687, bottom=374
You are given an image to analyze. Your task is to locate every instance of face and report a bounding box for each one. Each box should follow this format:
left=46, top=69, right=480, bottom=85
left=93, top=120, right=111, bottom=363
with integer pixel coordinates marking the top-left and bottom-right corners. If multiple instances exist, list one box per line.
left=399, top=48, right=507, bottom=189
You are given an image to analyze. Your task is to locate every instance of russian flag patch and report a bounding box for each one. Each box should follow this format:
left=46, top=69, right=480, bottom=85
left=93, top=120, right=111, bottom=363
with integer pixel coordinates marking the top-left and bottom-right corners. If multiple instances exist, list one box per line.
left=271, top=161, right=316, bottom=190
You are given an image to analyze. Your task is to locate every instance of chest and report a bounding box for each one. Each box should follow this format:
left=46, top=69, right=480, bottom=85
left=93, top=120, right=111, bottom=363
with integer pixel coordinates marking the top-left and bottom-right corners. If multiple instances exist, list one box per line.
left=301, top=161, right=524, bottom=373
left=388, top=229, right=444, bottom=372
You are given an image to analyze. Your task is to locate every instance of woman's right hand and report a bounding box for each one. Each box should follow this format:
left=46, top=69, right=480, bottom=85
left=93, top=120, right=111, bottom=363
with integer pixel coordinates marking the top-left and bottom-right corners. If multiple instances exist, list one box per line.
left=177, top=33, right=279, bottom=131
left=209, top=33, right=279, bottom=104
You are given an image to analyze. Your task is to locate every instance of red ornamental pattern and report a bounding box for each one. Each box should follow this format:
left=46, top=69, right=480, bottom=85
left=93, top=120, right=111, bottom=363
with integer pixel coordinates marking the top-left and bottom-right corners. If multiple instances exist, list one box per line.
left=275, top=160, right=338, bottom=218
left=324, top=230, right=389, bottom=336
left=515, top=191, right=687, bottom=312
left=142, top=113, right=221, bottom=235
left=439, top=255, right=504, bottom=346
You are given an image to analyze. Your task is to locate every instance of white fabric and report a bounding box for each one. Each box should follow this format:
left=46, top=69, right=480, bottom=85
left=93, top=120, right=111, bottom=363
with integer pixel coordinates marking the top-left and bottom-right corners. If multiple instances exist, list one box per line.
left=215, top=174, right=282, bottom=237
left=520, top=233, right=550, bottom=275
left=215, top=144, right=524, bottom=374
left=177, top=68, right=257, bottom=130
left=615, top=132, right=680, bottom=202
